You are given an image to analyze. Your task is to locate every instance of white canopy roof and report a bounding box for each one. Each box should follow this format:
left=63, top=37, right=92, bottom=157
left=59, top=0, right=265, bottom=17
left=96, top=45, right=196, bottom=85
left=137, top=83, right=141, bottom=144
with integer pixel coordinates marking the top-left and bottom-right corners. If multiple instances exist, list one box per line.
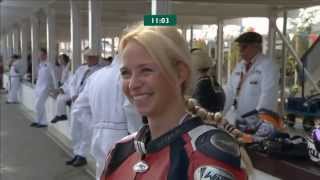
left=1, top=0, right=320, bottom=38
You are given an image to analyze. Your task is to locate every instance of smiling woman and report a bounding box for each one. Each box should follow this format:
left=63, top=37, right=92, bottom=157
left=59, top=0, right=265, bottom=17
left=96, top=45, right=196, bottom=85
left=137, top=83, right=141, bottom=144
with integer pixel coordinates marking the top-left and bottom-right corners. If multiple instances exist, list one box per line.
left=100, top=23, right=248, bottom=180
left=119, top=25, right=192, bottom=139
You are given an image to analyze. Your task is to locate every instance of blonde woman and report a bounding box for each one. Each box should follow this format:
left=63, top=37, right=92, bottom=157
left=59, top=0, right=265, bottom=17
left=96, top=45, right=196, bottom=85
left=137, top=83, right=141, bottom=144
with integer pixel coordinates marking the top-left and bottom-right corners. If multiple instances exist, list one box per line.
left=100, top=24, right=247, bottom=180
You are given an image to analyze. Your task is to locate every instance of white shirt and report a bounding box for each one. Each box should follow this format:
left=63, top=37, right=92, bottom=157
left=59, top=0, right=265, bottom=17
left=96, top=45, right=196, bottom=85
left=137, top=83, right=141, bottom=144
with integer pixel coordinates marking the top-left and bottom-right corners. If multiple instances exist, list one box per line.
left=35, top=60, right=57, bottom=95
left=60, top=63, right=71, bottom=85
left=69, top=64, right=102, bottom=98
left=72, top=58, right=142, bottom=133
left=61, top=74, right=73, bottom=96
left=54, top=64, right=63, bottom=85
left=223, top=53, right=280, bottom=119
left=9, top=60, right=22, bottom=77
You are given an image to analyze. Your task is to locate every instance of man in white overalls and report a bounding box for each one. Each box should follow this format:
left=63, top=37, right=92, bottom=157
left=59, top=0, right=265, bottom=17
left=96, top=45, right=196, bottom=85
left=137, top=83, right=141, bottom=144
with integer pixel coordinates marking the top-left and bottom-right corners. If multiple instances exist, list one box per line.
left=72, top=56, right=142, bottom=179
left=7, top=55, right=23, bottom=104
left=51, top=54, right=71, bottom=123
left=31, top=48, right=58, bottom=128
left=66, top=49, right=102, bottom=167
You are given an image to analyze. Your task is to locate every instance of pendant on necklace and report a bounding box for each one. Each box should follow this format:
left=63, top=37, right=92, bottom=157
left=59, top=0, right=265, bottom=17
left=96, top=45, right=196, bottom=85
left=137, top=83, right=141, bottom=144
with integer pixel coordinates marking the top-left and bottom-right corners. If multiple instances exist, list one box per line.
left=133, top=160, right=149, bottom=173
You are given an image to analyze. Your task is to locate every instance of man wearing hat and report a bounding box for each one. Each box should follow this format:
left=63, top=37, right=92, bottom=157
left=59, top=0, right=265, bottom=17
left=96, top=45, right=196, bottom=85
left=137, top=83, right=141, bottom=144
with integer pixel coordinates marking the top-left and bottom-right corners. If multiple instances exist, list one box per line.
left=223, top=32, right=280, bottom=142
left=65, top=48, right=102, bottom=167
left=71, top=55, right=142, bottom=179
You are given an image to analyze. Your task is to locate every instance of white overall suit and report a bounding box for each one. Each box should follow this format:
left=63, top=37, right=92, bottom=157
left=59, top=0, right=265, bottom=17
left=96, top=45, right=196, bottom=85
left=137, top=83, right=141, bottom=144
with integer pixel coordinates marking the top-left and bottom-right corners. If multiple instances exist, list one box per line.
left=223, top=53, right=279, bottom=127
left=7, top=60, right=22, bottom=103
left=34, top=61, right=58, bottom=125
left=55, top=75, right=72, bottom=117
left=60, top=63, right=70, bottom=85
left=69, top=64, right=102, bottom=158
left=72, top=58, right=142, bottom=179
left=55, top=64, right=71, bottom=117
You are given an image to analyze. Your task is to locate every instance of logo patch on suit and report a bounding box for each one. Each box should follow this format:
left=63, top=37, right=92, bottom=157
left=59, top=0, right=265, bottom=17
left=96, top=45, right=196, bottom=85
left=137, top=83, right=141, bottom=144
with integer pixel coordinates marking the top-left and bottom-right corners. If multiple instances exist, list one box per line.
left=249, top=80, right=258, bottom=85
left=254, top=70, right=261, bottom=74
left=194, top=166, right=234, bottom=180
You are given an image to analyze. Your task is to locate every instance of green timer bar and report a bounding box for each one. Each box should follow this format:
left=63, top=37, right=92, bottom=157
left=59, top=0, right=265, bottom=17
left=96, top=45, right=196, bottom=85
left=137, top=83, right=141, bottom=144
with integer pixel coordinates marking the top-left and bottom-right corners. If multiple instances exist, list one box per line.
left=144, top=15, right=176, bottom=26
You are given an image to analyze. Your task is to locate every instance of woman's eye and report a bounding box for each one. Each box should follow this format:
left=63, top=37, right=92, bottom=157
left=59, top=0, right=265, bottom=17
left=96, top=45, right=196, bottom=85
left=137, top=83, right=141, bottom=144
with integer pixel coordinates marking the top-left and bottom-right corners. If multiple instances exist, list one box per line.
left=120, top=70, right=131, bottom=79
left=141, top=68, right=153, bottom=73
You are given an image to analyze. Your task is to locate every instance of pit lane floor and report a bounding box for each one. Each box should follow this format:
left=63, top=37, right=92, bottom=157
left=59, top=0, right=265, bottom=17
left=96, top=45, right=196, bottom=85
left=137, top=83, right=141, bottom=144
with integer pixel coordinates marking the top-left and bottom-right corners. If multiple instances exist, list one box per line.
left=0, top=94, right=94, bottom=180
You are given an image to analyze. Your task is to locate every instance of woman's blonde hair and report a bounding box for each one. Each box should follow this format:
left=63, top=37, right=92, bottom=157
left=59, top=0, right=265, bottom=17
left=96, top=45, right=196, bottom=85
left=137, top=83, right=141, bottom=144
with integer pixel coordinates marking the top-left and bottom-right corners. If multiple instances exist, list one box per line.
left=185, top=98, right=254, bottom=176
left=119, top=22, right=194, bottom=94
left=119, top=23, right=253, bottom=176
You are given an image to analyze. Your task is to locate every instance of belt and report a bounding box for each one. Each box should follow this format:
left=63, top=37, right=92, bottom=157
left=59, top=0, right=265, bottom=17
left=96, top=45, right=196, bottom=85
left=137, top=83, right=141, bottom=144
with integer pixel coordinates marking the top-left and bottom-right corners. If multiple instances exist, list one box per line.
left=93, top=121, right=127, bottom=130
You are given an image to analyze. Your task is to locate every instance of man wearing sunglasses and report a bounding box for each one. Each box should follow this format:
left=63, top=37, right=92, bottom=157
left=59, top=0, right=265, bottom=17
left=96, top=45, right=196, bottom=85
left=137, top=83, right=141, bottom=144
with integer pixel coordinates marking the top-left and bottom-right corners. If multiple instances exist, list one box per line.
left=223, top=31, right=280, bottom=142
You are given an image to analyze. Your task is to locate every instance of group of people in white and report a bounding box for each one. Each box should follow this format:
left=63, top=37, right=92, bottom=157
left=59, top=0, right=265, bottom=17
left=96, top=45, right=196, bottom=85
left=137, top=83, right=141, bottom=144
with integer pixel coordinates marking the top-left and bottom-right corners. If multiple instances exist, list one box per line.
left=6, top=47, right=141, bottom=179
left=5, top=29, right=280, bottom=180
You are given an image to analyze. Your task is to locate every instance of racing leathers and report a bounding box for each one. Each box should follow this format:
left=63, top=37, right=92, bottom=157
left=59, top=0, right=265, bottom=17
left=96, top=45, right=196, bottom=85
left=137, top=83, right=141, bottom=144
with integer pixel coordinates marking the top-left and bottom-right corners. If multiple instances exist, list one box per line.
left=101, top=116, right=247, bottom=180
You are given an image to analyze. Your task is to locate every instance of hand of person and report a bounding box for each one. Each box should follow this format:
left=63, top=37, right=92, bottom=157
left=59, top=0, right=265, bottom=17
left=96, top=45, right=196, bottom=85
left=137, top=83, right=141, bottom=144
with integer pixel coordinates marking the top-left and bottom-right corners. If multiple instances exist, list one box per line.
left=49, top=89, right=59, bottom=98
left=71, top=95, right=78, bottom=102
left=58, top=88, right=64, bottom=94
left=66, top=99, right=72, bottom=106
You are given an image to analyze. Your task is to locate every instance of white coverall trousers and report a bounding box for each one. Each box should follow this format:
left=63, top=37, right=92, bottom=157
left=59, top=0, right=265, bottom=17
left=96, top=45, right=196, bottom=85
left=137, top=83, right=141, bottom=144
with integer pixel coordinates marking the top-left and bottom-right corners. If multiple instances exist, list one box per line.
left=34, top=90, right=49, bottom=125
left=91, top=128, right=128, bottom=180
left=7, top=76, right=21, bottom=102
left=71, top=110, right=92, bottom=157
left=55, top=94, right=70, bottom=116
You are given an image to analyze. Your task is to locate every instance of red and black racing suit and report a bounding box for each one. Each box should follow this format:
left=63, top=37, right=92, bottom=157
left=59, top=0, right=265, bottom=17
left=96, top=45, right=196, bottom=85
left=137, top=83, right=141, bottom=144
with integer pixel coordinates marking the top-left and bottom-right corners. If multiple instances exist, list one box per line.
left=101, top=116, right=247, bottom=180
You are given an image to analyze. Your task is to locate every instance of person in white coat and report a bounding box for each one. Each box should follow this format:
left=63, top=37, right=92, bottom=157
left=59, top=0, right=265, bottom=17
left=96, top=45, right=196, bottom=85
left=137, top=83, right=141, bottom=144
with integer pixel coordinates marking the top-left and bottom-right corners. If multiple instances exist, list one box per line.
left=59, top=54, right=71, bottom=86
left=51, top=54, right=71, bottom=123
left=223, top=32, right=280, bottom=142
left=31, top=48, right=58, bottom=128
left=66, top=49, right=103, bottom=167
left=7, top=55, right=23, bottom=103
left=72, top=56, right=142, bottom=179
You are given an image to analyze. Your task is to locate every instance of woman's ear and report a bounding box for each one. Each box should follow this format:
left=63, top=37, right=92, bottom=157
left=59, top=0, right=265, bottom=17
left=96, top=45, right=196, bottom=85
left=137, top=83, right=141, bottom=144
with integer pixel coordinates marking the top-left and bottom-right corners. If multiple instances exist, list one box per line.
left=176, top=61, right=190, bottom=86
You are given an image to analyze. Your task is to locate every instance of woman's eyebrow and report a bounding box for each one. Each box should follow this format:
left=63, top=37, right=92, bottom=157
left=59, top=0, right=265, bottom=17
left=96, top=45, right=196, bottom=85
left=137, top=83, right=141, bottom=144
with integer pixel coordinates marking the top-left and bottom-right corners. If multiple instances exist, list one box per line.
left=137, top=63, right=158, bottom=68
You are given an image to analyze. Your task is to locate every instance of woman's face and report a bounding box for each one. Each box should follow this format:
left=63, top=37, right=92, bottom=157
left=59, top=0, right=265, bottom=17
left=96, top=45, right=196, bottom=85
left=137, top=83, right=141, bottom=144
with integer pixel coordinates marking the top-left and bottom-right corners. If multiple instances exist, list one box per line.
left=120, top=41, right=182, bottom=117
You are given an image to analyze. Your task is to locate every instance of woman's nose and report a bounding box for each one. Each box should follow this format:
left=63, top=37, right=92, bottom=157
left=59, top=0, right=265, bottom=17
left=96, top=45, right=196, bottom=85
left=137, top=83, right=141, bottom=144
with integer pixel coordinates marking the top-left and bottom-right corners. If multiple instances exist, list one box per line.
left=128, top=73, right=142, bottom=90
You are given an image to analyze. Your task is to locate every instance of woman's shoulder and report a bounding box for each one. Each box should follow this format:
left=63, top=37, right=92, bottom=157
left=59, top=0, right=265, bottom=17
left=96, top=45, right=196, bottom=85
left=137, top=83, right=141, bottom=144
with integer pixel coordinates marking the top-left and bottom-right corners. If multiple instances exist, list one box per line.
left=184, top=123, right=246, bottom=179
left=111, top=132, right=137, bottom=149
left=186, top=124, right=242, bottom=168
left=105, top=133, right=137, bottom=174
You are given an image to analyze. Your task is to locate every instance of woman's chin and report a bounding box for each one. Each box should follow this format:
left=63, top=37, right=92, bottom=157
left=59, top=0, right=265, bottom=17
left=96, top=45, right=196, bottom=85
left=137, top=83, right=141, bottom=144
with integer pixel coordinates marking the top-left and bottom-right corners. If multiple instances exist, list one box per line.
left=137, top=107, right=156, bottom=117
left=136, top=107, right=149, bottom=116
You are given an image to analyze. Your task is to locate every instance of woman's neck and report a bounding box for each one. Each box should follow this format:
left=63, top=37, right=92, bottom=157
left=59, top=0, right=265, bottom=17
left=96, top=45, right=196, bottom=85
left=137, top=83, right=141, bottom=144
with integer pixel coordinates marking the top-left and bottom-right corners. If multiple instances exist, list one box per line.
left=147, top=98, right=187, bottom=140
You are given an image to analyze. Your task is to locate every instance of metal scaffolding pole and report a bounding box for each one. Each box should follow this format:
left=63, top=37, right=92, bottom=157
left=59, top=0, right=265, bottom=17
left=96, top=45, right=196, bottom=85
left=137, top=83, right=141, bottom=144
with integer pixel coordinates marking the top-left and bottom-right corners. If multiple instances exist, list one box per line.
left=274, top=22, right=320, bottom=93
left=280, top=11, right=288, bottom=115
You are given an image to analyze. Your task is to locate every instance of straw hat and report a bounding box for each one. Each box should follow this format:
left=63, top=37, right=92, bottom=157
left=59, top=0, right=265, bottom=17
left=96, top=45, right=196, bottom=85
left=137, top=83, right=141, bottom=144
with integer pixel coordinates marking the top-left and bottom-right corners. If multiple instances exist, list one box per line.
left=83, top=48, right=99, bottom=57
left=191, top=49, right=212, bottom=70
